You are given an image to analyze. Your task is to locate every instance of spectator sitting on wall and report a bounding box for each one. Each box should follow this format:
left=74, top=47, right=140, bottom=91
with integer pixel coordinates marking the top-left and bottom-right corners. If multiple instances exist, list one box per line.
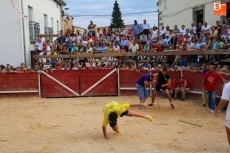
left=174, top=77, right=190, bottom=101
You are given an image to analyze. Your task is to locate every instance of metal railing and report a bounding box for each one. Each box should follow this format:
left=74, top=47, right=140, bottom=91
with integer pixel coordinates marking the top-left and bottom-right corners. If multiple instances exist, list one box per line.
left=44, top=27, right=53, bottom=42
left=29, top=21, right=40, bottom=43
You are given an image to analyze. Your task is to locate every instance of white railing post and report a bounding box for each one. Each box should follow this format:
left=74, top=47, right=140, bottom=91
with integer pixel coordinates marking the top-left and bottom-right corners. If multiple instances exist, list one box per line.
left=38, top=73, right=41, bottom=98
left=117, top=68, right=120, bottom=96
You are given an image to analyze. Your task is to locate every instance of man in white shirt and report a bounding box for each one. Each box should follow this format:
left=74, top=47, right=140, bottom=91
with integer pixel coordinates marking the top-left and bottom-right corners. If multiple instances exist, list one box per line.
left=160, top=26, right=166, bottom=36
left=180, top=25, right=186, bottom=36
left=215, top=82, right=230, bottom=145
left=35, top=38, right=43, bottom=54
left=142, top=19, right=150, bottom=36
left=202, top=22, right=211, bottom=33
left=129, top=40, right=139, bottom=53
left=191, top=22, right=197, bottom=32
left=73, top=33, right=81, bottom=42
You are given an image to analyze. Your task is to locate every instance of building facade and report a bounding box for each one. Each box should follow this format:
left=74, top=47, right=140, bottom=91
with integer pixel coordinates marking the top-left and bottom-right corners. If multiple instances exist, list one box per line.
left=0, top=0, right=66, bottom=67
left=63, top=13, right=74, bottom=34
left=97, top=24, right=133, bottom=31
left=157, top=0, right=230, bottom=28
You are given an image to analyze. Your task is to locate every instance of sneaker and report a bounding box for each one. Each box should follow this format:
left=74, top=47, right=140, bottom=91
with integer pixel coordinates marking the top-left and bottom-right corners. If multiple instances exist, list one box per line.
left=209, top=109, right=214, bottom=113
left=139, top=106, right=144, bottom=110
left=145, top=115, right=153, bottom=121
left=203, top=104, right=206, bottom=107
left=148, top=103, right=154, bottom=106
left=170, top=103, right=175, bottom=109
left=218, top=109, right=223, bottom=113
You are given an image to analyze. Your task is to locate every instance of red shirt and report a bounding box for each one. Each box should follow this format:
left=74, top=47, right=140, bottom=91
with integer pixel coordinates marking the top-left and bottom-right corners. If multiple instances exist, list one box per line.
left=203, top=71, right=224, bottom=91
left=181, top=48, right=188, bottom=58
left=177, top=37, right=184, bottom=44
left=151, top=44, right=163, bottom=52
left=178, top=79, right=189, bottom=88
left=167, top=81, right=175, bottom=91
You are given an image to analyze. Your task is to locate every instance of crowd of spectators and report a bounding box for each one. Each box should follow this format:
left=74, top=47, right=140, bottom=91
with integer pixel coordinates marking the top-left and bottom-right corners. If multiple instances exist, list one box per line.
left=2, top=19, right=230, bottom=74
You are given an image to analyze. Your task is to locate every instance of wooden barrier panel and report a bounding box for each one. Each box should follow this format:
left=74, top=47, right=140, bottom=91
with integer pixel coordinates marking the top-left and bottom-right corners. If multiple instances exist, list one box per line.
left=0, top=73, right=38, bottom=92
left=41, top=71, right=80, bottom=97
left=79, top=69, right=117, bottom=96
left=119, top=70, right=150, bottom=96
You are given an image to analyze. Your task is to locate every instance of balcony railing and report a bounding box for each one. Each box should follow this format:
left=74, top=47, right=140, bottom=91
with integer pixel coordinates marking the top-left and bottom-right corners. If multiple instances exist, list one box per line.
left=29, top=21, right=40, bottom=43
left=44, top=27, right=53, bottom=42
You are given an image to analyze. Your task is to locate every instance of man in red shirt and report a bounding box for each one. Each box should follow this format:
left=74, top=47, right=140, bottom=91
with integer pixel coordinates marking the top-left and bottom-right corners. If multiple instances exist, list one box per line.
left=151, top=42, right=163, bottom=52
left=202, top=65, right=226, bottom=113
left=175, top=77, right=190, bottom=101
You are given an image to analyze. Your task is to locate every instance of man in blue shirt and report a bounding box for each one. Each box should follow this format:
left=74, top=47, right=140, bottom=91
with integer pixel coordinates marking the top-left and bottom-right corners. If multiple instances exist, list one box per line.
left=120, top=37, right=128, bottom=52
left=57, top=30, right=66, bottom=43
left=136, top=74, right=156, bottom=109
left=132, top=20, right=141, bottom=39
left=164, top=34, right=171, bottom=45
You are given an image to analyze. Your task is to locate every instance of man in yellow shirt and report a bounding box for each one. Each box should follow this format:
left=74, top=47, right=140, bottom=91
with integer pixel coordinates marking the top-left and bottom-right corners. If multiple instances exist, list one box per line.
left=102, top=101, right=153, bottom=139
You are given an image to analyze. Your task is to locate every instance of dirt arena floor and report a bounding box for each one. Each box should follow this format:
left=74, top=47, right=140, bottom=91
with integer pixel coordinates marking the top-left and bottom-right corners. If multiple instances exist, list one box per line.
left=0, top=96, right=229, bottom=153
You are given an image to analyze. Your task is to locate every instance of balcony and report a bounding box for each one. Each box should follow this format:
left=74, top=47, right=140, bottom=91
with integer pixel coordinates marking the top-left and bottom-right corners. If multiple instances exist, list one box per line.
left=29, top=21, right=40, bottom=43
left=44, top=27, right=53, bottom=42
left=54, top=0, right=66, bottom=6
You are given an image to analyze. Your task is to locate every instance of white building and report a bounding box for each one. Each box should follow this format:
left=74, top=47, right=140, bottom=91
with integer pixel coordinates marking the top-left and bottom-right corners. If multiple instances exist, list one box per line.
left=157, top=0, right=230, bottom=28
left=0, top=0, right=66, bottom=67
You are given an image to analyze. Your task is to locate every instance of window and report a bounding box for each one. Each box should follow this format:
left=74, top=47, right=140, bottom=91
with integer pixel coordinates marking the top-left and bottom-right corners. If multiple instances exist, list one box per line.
left=51, top=18, right=54, bottom=30
left=28, top=6, right=33, bottom=21
left=28, top=6, right=40, bottom=42
left=44, top=14, right=48, bottom=28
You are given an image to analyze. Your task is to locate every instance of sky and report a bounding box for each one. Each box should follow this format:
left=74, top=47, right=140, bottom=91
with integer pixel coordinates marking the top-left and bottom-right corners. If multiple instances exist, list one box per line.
left=64, top=0, right=159, bottom=29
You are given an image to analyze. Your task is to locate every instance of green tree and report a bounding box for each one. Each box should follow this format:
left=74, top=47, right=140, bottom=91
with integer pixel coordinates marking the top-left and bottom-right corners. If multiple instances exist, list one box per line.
left=110, top=0, right=124, bottom=29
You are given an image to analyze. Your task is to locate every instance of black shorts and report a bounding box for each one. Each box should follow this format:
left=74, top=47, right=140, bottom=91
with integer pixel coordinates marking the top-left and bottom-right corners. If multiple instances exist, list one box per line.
left=155, top=84, right=168, bottom=92
left=109, top=110, right=129, bottom=127
left=143, top=29, right=150, bottom=36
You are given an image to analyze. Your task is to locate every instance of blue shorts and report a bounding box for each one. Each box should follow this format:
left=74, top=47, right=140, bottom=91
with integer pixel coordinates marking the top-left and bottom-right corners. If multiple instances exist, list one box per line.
left=136, top=84, right=149, bottom=100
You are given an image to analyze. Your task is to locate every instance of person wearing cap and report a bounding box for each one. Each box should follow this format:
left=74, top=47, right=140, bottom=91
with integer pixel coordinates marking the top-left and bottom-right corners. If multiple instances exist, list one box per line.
left=148, top=67, right=175, bottom=109
left=164, top=34, right=171, bottom=45
left=132, top=20, right=141, bottom=39
left=102, top=101, right=153, bottom=139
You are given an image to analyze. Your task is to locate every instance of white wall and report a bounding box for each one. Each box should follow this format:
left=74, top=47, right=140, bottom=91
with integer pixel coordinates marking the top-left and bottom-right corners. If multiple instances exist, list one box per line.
left=23, top=0, right=62, bottom=67
left=0, top=0, right=62, bottom=68
left=159, top=0, right=221, bottom=29
left=0, top=0, right=24, bottom=67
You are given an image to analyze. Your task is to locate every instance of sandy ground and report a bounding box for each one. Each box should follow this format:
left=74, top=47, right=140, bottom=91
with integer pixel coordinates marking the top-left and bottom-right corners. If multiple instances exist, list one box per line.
left=0, top=96, right=229, bottom=153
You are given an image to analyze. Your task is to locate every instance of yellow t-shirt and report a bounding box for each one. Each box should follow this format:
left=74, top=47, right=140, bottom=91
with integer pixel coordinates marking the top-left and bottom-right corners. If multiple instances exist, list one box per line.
left=102, top=101, right=130, bottom=127
left=108, top=47, right=113, bottom=53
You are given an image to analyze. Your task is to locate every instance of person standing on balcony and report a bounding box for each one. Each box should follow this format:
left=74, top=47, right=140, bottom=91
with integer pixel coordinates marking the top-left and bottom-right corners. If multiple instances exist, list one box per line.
left=87, top=20, right=96, bottom=37
left=141, top=19, right=150, bottom=36
left=132, top=20, right=141, bottom=39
